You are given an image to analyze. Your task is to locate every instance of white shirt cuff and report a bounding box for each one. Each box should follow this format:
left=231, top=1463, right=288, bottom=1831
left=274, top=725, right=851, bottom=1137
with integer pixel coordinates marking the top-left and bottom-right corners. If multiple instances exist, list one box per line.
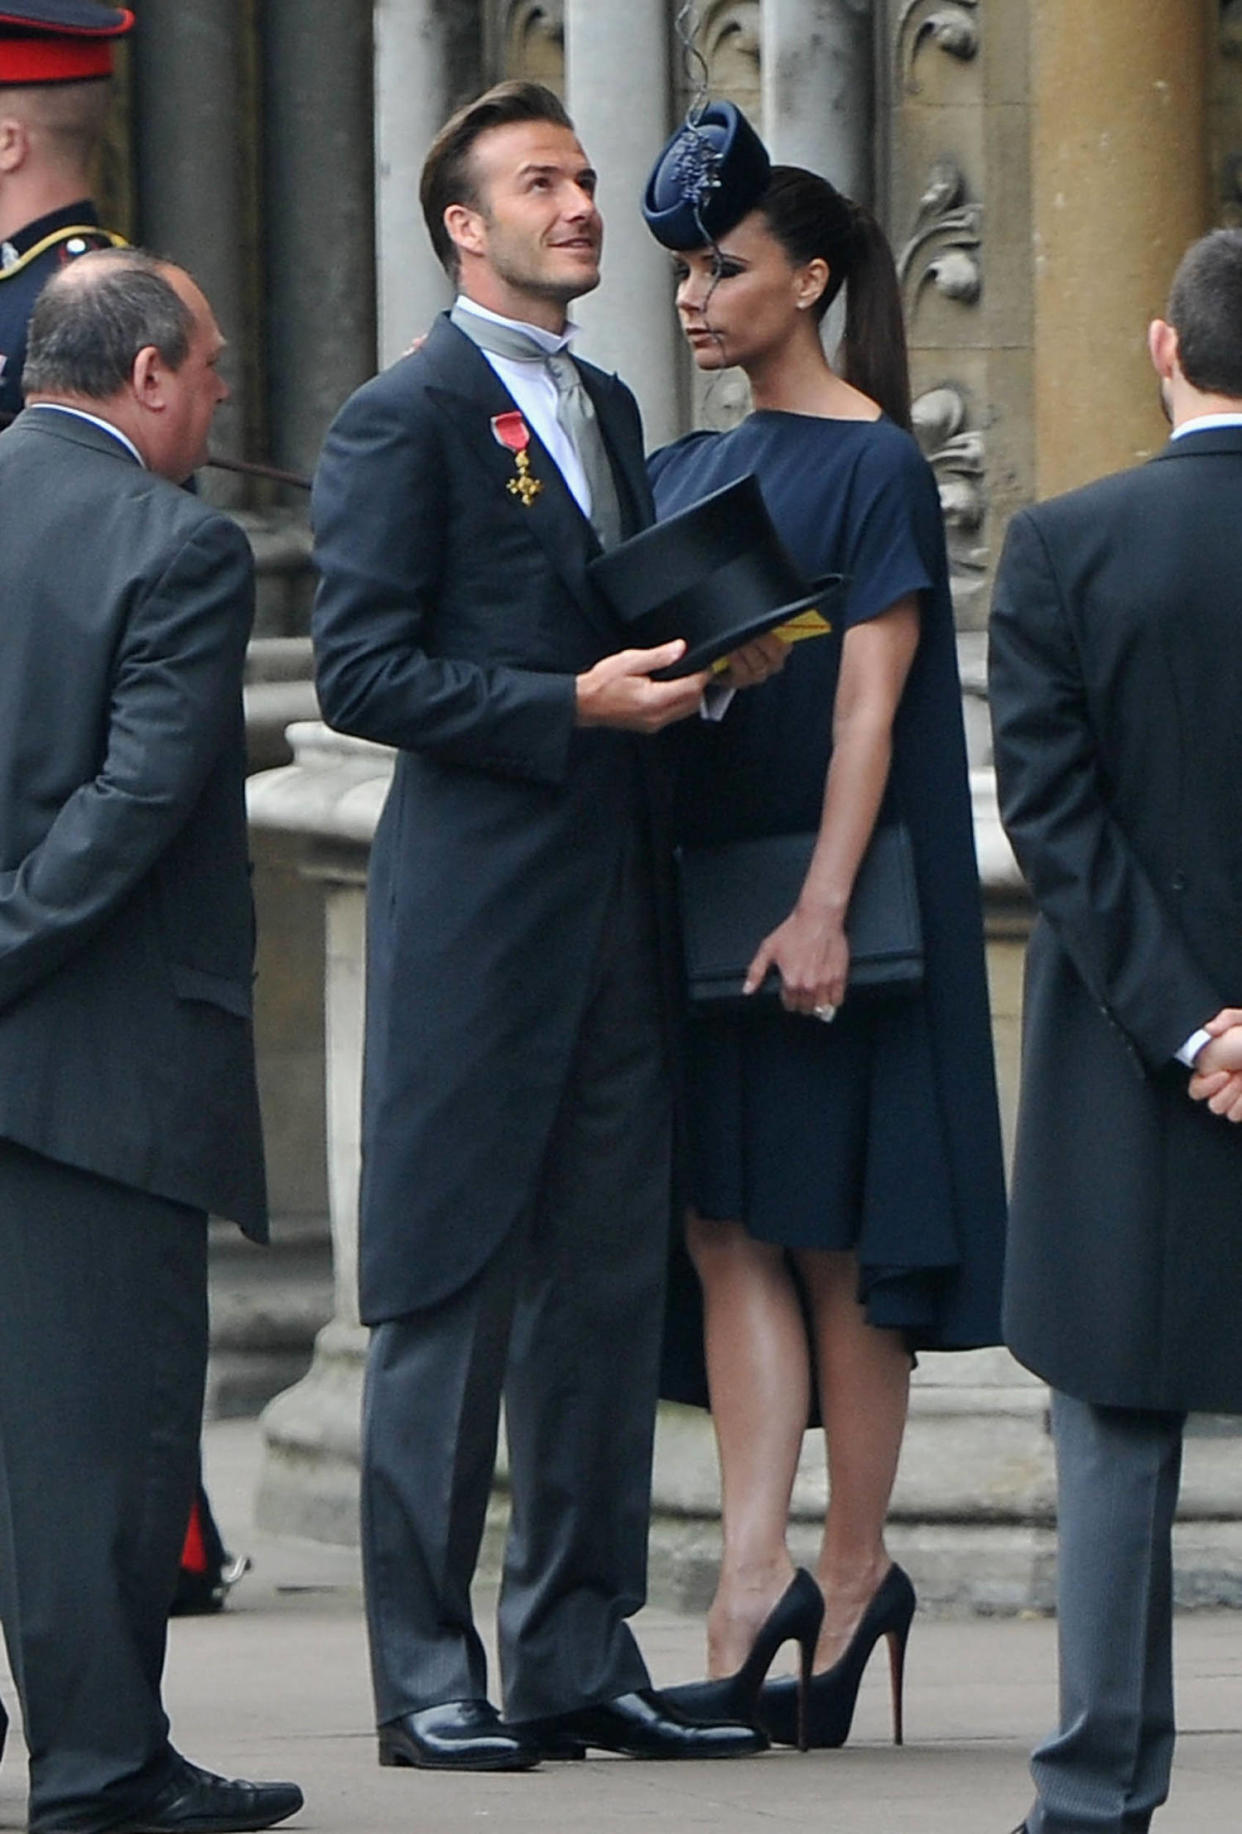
left=1176, top=1028, right=1213, bottom=1068
left=700, top=683, right=736, bottom=722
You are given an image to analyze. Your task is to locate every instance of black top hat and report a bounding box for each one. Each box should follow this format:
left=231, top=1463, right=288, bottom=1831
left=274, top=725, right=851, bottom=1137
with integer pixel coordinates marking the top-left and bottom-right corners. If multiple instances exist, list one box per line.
left=642, top=101, right=771, bottom=251
left=0, top=3, right=133, bottom=85
left=588, top=474, right=846, bottom=680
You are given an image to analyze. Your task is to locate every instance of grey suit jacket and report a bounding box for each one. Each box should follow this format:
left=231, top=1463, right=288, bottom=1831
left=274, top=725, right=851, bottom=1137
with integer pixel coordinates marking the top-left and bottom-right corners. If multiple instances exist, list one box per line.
left=0, top=408, right=266, bottom=1237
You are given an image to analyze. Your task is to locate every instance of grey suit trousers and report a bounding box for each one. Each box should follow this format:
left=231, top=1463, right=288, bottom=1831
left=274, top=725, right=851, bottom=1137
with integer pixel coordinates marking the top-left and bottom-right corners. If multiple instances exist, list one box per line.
left=1027, top=1390, right=1185, bottom=1834
left=361, top=834, right=672, bottom=1725
left=0, top=1140, right=207, bottom=1834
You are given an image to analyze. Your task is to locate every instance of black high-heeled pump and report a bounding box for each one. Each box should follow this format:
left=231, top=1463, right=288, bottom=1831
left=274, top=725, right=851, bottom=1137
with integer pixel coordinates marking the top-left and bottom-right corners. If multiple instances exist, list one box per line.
left=757, top=1562, right=915, bottom=1750
left=662, top=1568, right=824, bottom=1749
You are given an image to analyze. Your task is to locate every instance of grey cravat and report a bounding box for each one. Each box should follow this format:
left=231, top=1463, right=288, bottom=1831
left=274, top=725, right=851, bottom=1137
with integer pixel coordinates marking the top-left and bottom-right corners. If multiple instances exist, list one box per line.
left=450, top=304, right=623, bottom=549
left=543, top=350, right=623, bottom=551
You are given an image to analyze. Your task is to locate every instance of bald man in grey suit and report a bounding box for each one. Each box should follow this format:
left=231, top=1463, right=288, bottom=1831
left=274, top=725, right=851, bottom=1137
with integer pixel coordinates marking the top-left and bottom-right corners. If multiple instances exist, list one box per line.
left=0, top=250, right=300, bottom=1834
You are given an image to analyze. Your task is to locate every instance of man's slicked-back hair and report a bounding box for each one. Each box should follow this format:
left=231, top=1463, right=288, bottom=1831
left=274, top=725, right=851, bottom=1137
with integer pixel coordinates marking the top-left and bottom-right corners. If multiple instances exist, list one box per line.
left=1168, top=228, right=1242, bottom=401
left=420, top=80, right=575, bottom=277
left=22, top=248, right=195, bottom=400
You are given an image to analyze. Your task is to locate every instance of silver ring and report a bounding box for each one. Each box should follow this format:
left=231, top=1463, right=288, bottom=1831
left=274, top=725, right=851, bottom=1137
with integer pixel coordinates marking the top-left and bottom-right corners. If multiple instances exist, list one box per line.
left=812, top=1003, right=837, bottom=1024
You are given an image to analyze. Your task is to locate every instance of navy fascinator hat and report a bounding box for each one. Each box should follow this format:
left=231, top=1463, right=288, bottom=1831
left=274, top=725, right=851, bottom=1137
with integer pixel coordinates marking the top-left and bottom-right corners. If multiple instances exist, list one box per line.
left=642, top=100, right=771, bottom=251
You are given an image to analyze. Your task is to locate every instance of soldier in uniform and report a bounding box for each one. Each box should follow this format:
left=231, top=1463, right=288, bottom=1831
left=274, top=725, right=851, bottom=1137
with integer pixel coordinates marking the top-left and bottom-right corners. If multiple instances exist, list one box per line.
left=0, top=2, right=134, bottom=422
left=0, top=0, right=136, bottom=419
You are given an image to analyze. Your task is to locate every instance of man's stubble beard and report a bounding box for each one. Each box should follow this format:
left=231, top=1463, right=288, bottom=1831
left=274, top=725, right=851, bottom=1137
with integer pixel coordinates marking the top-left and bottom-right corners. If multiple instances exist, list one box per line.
left=485, top=223, right=602, bottom=309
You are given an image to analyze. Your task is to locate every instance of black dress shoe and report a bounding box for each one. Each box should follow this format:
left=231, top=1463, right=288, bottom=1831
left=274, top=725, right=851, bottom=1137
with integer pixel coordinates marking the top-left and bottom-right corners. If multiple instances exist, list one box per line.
left=378, top=1700, right=540, bottom=1772
left=526, top=1688, right=767, bottom=1759
left=122, top=1758, right=303, bottom=1832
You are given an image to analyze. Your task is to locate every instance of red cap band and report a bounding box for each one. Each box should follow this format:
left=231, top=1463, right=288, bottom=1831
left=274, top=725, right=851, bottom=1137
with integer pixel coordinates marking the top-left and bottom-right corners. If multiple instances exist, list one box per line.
left=0, top=37, right=111, bottom=80
left=0, top=7, right=133, bottom=84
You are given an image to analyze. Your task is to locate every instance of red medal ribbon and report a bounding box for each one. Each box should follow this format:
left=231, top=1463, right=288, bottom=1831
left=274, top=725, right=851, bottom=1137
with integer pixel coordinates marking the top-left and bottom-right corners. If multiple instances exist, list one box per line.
left=491, top=411, right=531, bottom=454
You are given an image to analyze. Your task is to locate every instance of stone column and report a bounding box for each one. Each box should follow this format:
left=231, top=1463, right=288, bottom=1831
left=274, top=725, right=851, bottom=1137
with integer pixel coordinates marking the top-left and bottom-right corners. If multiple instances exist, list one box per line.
left=1031, top=0, right=1210, bottom=497
left=565, top=1, right=681, bottom=448
left=761, top=0, right=874, bottom=201
left=373, top=0, right=462, bottom=367
left=261, top=0, right=377, bottom=478
left=250, top=725, right=394, bottom=1543
left=131, top=0, right=249, bottom=505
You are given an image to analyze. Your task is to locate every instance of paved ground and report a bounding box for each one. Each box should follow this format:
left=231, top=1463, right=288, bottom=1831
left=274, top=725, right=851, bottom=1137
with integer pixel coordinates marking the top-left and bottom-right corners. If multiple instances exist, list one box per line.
left=4, top=1420, right=1242, bottom=1832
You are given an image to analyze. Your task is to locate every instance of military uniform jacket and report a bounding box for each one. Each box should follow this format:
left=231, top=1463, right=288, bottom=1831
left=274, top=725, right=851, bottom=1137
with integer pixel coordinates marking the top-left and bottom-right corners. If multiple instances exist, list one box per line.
left=312, top=314, right=667, bottom=1322
left=0, top=201, right=125, bottom=419
left=990, top=427, right=1242, bottom=1412
left=0, top=409, right=267, bottom=1237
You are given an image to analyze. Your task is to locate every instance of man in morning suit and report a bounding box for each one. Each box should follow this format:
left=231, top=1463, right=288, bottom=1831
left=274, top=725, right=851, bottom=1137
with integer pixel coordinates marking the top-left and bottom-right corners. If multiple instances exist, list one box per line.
left=990, top=227, right=1242, bottom=1834
left=0, top=250, right=302, bottom=1834
left=0, top=1, right=131, bottom=424
left=312, top=81, right=765, bottom=1770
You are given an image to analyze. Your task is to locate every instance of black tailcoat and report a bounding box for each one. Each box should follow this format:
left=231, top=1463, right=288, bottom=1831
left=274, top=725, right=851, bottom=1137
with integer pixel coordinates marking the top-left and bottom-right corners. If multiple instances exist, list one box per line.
left=312, top=315, right=666, bottom=1322
left=990, top=427, right=1242, bottom=1412
left=0, top=409, right=266, bottom=1237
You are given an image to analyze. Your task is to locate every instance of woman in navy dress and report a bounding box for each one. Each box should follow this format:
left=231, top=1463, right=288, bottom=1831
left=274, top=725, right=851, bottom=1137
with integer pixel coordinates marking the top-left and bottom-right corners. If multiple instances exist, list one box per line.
left=649, top=158, right=1007, bottom=1746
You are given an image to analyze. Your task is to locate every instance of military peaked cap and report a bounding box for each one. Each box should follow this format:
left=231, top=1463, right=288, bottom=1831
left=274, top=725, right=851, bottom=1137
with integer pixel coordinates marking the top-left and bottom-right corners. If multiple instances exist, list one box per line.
left=0, top=2, right=133, bottom=86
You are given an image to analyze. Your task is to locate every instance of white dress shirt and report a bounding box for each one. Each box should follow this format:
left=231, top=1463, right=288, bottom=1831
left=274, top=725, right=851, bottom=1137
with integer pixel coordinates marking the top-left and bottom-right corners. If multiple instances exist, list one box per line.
left=26, top=402, right=144, bottom=466
left=453, top=296, right=592, bottom=518
left=1170, top=411, right=1242, bottom=439
left=451, top=298, right=730, bottom=712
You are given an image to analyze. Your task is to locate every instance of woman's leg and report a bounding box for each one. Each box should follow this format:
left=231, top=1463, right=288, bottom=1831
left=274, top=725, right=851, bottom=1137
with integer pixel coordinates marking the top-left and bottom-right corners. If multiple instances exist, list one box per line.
left=687, top=1211, right=812, bottom=1677
left=795, top=1247, right=910, bottom=1670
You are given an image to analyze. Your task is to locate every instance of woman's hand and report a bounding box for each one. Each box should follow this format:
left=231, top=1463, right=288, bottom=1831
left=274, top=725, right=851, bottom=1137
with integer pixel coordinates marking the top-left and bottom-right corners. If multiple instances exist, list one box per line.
left=714, top=632, right=789, bottom=690
left=743, top=902, right=849, bottom=1015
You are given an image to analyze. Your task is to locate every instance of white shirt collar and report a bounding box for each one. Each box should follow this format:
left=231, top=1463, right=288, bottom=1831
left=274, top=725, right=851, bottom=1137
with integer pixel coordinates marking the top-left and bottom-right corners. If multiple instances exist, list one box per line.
left=27, top=403, right=146, bottom=467
left=453, top=294, right=578, bottom=357
left=1170, top=411, right=1242, bottom=440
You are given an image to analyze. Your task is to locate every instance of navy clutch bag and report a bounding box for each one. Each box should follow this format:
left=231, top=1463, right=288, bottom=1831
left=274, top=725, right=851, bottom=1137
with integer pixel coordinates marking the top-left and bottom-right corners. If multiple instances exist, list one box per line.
left=677, top=823, right=924, bottom=1004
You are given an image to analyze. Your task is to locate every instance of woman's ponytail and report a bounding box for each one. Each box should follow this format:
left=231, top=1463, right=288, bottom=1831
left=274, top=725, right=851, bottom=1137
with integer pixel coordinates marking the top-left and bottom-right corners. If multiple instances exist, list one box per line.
left=761, top=168, right=912, bottom=432
left=838, top=202, right=911, bottom=432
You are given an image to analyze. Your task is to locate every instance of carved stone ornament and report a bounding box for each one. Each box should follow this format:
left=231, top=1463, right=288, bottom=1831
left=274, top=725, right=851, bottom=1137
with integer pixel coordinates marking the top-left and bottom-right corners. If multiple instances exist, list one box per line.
left=911, top=385, right=987, bottom=619
left=501, top=0, right=564, bottom=86
left=896, top=0, right=980, bottom=93
left=897, top=157, right=981, bottom=309
left=702, top=0, right=760, bottom=66
left=697, top=0, right=761, bottom=125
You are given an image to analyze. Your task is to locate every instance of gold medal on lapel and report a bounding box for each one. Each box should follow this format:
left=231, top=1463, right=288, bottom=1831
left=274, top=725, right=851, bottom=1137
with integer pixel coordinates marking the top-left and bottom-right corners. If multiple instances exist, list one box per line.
left=492, top=411, right=542, bottom=507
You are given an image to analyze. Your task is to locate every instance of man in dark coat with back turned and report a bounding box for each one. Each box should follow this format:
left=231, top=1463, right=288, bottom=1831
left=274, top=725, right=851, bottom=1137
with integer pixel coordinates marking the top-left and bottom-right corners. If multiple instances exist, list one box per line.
left=0, top=250, right=301, bottom=1834
left=990, top=227, right=1242, bottom=1834
left=313, top=81, right=765, bottom=1771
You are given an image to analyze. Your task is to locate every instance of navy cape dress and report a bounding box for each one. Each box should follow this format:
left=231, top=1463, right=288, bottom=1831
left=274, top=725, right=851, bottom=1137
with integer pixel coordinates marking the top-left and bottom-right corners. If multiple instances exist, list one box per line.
left=651, top=412, right=1006, bottom=1408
